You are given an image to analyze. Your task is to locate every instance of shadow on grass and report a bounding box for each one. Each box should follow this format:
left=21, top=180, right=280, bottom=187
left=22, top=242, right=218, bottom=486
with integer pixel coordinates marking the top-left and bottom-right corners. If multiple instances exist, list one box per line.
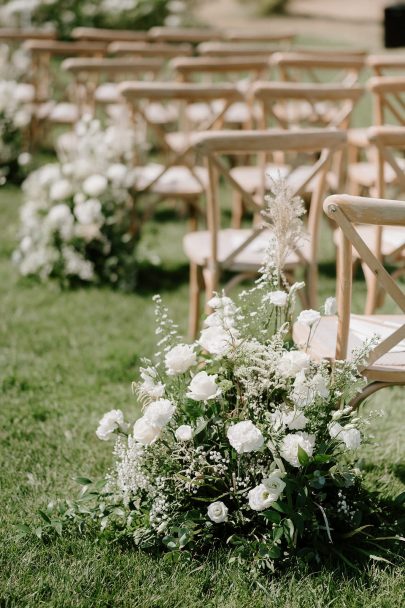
left=137, top=262, right=190, bottom=294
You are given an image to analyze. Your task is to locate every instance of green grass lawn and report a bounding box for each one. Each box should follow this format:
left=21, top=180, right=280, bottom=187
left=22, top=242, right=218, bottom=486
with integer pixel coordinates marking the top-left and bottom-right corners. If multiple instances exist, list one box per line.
left=0, top=173, right=404, bottom=607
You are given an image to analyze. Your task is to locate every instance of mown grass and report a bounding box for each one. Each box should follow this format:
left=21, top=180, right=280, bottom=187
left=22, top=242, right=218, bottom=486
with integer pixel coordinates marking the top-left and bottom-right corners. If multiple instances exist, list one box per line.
left=0, top=167, right=404, bottom=605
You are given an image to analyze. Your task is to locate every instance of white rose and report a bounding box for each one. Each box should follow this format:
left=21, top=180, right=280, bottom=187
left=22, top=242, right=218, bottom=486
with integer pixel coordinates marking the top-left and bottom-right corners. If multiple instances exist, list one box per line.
left=297, top=309, right=321, bottom=327
left=96, top=409, right=126, bottom=441
left=83, top=174, right=108, bottom=197
left=227, top=420, right=264, bottom=454
left=133, top=416, right=161, bottom=445
left=278, top=350, right=310, bottom=378
left=280, top=432, right=316, bottom=467
left=186, top=371, right=220, bottom=401
left=144, top=399, right=175, bottom=428
left=49, top=179, right=73, bottom=201
left=165, top=344, right=197, bottom=375
left=74, top=198, right=103, bottom=225
left=207, top=501, right=228, bottom=523
left=324, top=296, right=337, bottom=316
left=175, top=425, right=193, bottom=441
left=268, top=290, right=288, bottom=307
left=107, top=163, right=127, bottom=183
left=248, top=472, right=286, bottom=511
left=198, top=326, right=238, bottom=356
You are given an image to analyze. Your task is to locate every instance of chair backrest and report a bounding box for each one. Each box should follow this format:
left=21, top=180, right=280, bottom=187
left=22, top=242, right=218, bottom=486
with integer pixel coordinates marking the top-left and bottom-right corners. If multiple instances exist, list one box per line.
left=323, top=194, right=405, bottom=364
left=224, top=29, right=295, bottom=44
left=148, top=26, right=223, bottom=44
left=71, top=27, right=149, bottom=44
left=368, top=76, right=405, bottom=126
left=368, top=55, right=405, bottom=77
left=62, top=57, right=164, bottom=114
left=0, top=27, right=56, bottom=42
left=108, top=41, right=193, bottom=58
left=192, top=128, right=346, bottom=276
left=368, top=126, right=405, bottom=198
left=271, top=52, right=366, bottom=86
left=197, top=42, right=366, bottom=59
left=171, top=56, right=270, bottom=85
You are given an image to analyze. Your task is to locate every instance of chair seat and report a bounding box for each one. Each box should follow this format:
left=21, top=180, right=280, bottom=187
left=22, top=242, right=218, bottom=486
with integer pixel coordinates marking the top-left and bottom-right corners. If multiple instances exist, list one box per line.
left=230, top=164, right=321, bottom=194
left=348, top=158, right=405, bottom=188
left=293, top=314, right=405, bottom=382
left=183, top=227, right=310, bottom=270
left=333, top=224, right=405, bottom=259
left=133, top=163, right=208, bottom=196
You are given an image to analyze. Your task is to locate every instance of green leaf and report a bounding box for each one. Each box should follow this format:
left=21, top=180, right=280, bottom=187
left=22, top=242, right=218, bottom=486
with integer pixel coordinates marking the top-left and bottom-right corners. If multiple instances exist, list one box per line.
left=38, top=510, right=51, bottom=524
left=74, top=477, right=93, bottom=486
left=51, top=521, right=63, bottom=536
left=270, top=501, right=286, bottom=513
left=261, top=510, right=281, bottom=524
left=394, top=491, right=405, bottom=506
left=313, top=454, right=332, bottom=463
left=297, top=445, right=310, bottom=466
left=14, top=524, right=31, bottom=537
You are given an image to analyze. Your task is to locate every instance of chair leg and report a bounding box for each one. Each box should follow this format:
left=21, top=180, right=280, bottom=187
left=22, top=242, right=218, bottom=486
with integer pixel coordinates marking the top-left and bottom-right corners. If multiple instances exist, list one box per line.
left=231, top=190, right=244, bottom=229
left=203, top=266, right=219, bottom=314
left=307, top=262, right=318, bottom=310
left=363, top=262, right=380, bottom=315
left=188, top=263, right=204, bottom=340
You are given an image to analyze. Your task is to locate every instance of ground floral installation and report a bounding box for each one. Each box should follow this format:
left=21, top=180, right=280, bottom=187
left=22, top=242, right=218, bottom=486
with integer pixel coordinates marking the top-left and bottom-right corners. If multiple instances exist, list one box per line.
left=13, top=115, right=141, bottom=288
left=0, top=44, right=33, bottom=184
left=35, top=179, right=403, bottom=572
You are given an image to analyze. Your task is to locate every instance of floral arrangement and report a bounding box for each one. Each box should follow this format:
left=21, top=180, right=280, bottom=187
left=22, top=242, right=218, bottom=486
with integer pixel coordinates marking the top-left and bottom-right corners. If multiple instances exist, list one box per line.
left=31, top=180, right=403, bottom=570
left=0, top=0, right=193, bottom=40
left=0, top=44, right=32, bottom=184
left=13, top=115, right=140, bottom=288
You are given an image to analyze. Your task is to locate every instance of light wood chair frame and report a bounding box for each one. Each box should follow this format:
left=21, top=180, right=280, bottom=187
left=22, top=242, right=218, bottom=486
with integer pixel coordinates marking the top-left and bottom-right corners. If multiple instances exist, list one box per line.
left=71, top=27, right=149, bottom=44
left=271, top=52, right=366, bottom=86
left=108, top=41, right=193, bottom=58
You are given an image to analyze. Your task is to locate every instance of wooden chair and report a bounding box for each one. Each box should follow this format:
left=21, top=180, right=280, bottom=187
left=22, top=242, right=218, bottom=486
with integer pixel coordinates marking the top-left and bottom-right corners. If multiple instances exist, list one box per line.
left=108, top=41, right=193, bottom=59
left=71, top=27, right=149, bottom=45
left=0, top=28, right=56, bottom=43
left=119, top=81, right=245, bottom=230
left=271, top=52, right=366, bottom=86
left=148, top=26, right=223, bottom=44
left=171, top=56, right=270, bottom=128
left=197, top=42, right=366, bottom=59
left=368, top=55, right=405, bottom=77
left=294, top=193, right=405, bottom=407
left=184, top=128, right=346, bottom=336
left=229, top=82, right=363, bottom=227
left=224, top=30, right=295, bottom=44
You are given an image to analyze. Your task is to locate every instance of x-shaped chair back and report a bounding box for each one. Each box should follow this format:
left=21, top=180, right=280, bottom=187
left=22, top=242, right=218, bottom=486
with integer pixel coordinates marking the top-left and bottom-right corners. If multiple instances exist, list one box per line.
left=224, top=30, right=295, bottom=44
left=271, top=52, right=366, bottom=87
left=369, top=77, right=405, bottom=127
left=324, top=194, right=405, bottom=367
left=368, top=55, right=405, bottom=77
left=171, top=56, right=270, bottom=85
left=119, top=81, right=245, bottom=193
left=148, top=26, right=223, bottom=44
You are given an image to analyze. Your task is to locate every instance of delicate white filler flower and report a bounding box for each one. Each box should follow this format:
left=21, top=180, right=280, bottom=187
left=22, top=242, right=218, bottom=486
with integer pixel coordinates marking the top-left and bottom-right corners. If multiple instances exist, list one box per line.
left=139, top=366, right=165, bottom=399
left=279, top=432, right=316, bottom=467
left=227, top=420, right=264, bottom=454
left=186, top=371, right=220, bottom=401
left=96, top=409, right=126, bottom=441
left=278, top=350, right=310, bottom=378
left=297, top=309, right=321, bottom=327
left=207, top=501, right=228, bottom=523
left=324, top=296, right=337, bottom=316
left=175, top=425, right=193, bottom=441
left=267, top=290, right=288, bottom=307
left=165, top=344, right=197, bottom=375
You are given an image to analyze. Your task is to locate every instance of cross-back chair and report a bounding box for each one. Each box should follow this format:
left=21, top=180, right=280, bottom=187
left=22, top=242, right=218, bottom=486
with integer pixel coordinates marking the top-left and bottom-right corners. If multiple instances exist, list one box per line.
left=107, top=41, right=193, bottom=58
left=368, top=55, right=405, bottom=77
left=71, top=27, right=149, bottom=44
left=224, top=30, right=295, bottom=44
left=271, top=52, right=366, bottom=86
left=184, top=128, right=346, bottom=337
left=119, top=81, right=245, bottom=229
left=229, top=82, right=363, bottom=227
left=294, top=193, right=405, bottom=407
left=0, top=28, right=56, bottom=43
left=148, top=26, right=223, bottom=44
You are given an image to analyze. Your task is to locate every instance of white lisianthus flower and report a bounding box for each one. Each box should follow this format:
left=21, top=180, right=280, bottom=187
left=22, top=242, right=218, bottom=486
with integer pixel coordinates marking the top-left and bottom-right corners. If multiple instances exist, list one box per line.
left=198, top=325, right=238, bottom=356
left=268, top=290, right=288, bottom=307
left=248, top=472, right=286, bottom=511
left=227, top=420, right=264, bottom=454
left=49, top=179, right=73, bottom=201
left=207, top=501, right=228, bottom=523
left=96, top=409, right=126, bottom=441
left=324, top=296, right=337, bottom=316
left=278, top=350, right=310, bottom=378
left=165, top=344, right=197, bottom=375
left=279, top=432, right=316, bottom=467
left=83, top=174, right=108, bottom=197
left=144, top=399, right=175, bottom=428
left=297, top=309, right=321, bottom=327
left=329, top=422, right=361, bottom=450
left=133, top=416, right=161, bottom=445
left=139, top=366, right=165, bottom=399
left=187, top=371, right=220, bottom=401
left=175, top=425, right=193, bottom=441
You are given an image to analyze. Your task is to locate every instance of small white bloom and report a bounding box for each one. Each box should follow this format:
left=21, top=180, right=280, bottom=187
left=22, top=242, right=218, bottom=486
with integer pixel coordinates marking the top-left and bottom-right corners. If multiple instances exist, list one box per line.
left=83, top=174, right=108, bottom=197
left=175, top=425, right=193, bottom=441
left=297, top=309, right=321, bottom=327
left=227, top=420, right=264, bottom=454
left=329, top=422, right=361, bottom=450
left=139, top=366, right=165, bottom=399
left=268, top=290, right=288, bottom=307
left=133, top=416, right=161, bottom=445
left=248, top=472, right=286, bottom=511
left=282, top=409, right=308, bottom=430
left=74, top=198, right=103, bottom=226
left=96, top=409, right=125, bottom=441
left=187, top=371, right=220, bottom=401
left=18, top=152, right=31, bottom=166
left=165, top=344, right=197, bottom=375
left=207, top=501, right=228, bottom=523
left=107, top=163, right=127, bottom=182
left=278, top=350, right=310, bottom=378
left=144, top=399, right=175, bottom=428
left=198, top=325, right=238, bottom=356
left=324, top=296, right=337, bottom=316
left=49, top=179, right=73, bottom=201
left=279, top=432, right=315, bottom=467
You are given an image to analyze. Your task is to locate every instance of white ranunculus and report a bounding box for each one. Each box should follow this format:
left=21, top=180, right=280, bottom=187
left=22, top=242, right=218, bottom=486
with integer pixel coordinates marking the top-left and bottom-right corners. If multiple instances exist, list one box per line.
left=96, top=409, right=126, bottom=441
left=198, top=325, right=238, bottom=356
left=107, top=163, right=127, bottom=183
left=144, top=399, right=175, bottom=428
left=165, top=344, right=197, bottom=375
left=279, top=432, right=316, bottom=468
left=74, top=198, right=103, bottom=226
left=49, top=179, right=73, bottom=201
left=133, top=416, right=161, bottom=445
left=207, top=501, right=228, bottom=523
left=324, top=296, right=337, bottom=316
left=227, top=420, right=264, bottom=454
left=186, top=371, right=220, bottom=401
left=297, top=309, right=321, bottom=327
left=83, top=174, right=108, bottom=197
left=175, top=424, right=193, bottom=441
left=268, top=290, right=288, bottom=307
left=278, top=350, right=310, bottom=378
left=139, top=366, right=165, bottom=399
left=248, top=472, right=286, bottom=511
